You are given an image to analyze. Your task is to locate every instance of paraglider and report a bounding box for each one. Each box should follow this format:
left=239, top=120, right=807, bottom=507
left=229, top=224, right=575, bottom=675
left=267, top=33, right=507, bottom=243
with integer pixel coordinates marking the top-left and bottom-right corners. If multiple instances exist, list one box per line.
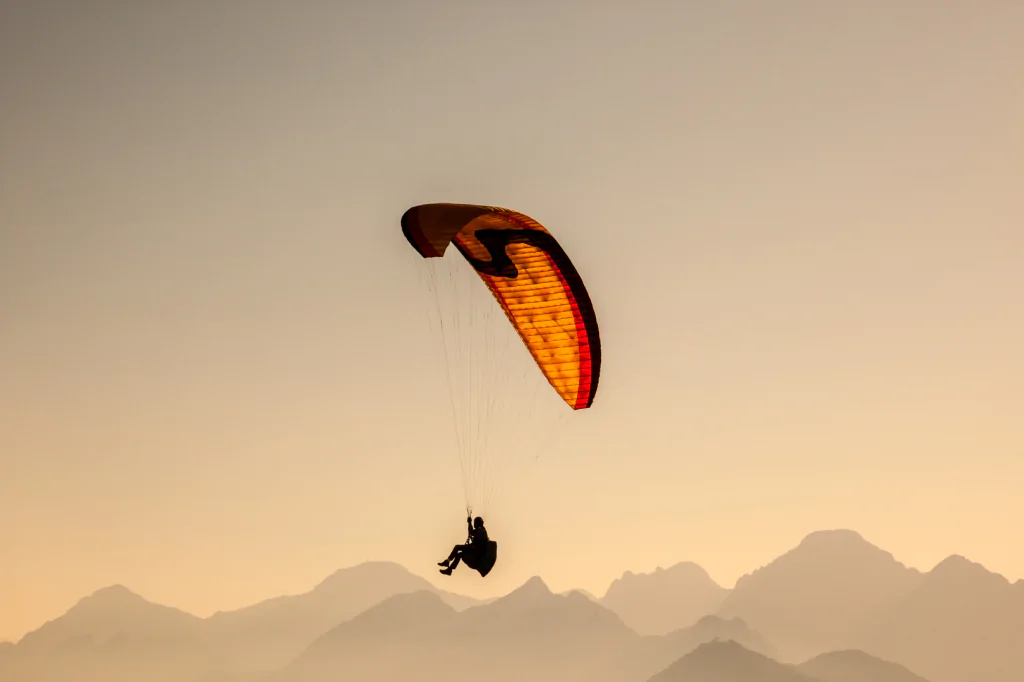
left=402, top=203, right=601, bottom=577
left=438, top=516, right=497, bottom=577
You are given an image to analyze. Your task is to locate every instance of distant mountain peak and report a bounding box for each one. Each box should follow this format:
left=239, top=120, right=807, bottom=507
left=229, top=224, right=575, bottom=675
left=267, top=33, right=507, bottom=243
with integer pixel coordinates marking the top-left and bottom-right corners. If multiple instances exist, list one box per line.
left=510, top=575, right=550, bottom=597
left=718, top=530, right=924, bottom=660
left=798, top=528, right=868, bottom=546
left=602, top=559, right=729, bottom=635
left=459, top=576, right=555, bottom=616
left=932, top=553, right=995, bottom=573
left=92, top=584, right=135, bottom=595
left=732, top=529, right=915, bottom=588
left=693, top=613, right=746, bottom=628
left=692, top=637, right=752, bottom=655
left=14, top=582, right=201, bottom=655
left=651, top=639, right=818, bottom=682
left=665, top=561, right=714, bottom=576
left=560, top=588, right=599, bottom=602
left=612, top=561, right=716, bottom=586
left=926, top=554, right=1010, bottom=588
left=348, top=589, right=453, bottom=626
left=791, top=529, right=908, bottom=562
left=313, top=561, right=416, bottom=591
left=85, top=584, right=142, bottom=600
left=70, top=584, right=154, bottom=613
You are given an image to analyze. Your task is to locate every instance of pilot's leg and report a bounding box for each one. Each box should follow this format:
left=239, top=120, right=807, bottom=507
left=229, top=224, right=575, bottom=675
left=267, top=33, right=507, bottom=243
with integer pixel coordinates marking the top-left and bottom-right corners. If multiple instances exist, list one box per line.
left=439, top=544, right=466, bottom=567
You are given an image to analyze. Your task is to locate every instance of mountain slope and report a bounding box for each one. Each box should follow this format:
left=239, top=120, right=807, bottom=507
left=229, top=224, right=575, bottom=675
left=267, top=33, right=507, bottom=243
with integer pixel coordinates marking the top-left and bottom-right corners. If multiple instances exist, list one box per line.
left=15, top=585, right=203, bottom=652
left=798, top=649, right=930, bottom=682
left=7, top=533, right=1022, bottom=682
left=717, top=530, right=922, bottom=660
left=602, top=562, right=730, bottom=635
left=855, top=555, right=1024, bottom=682
left=202, top=561, right=478, bottom=670
left=2, top=585, right=214, bottom=682
left=276, top=576, right=781, bottom=682
left=662, top=614, right=779, bottom=660
left=649, top=639, right=819, bottom=682
left=1, top=563, right=479, bottom=682
left=276, top=577, right=646, bottom=682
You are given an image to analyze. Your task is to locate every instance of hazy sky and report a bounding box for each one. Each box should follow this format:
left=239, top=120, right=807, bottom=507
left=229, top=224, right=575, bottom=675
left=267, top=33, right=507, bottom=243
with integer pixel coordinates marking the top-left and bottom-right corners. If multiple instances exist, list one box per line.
left=2, top=0, right=1022, bottom=641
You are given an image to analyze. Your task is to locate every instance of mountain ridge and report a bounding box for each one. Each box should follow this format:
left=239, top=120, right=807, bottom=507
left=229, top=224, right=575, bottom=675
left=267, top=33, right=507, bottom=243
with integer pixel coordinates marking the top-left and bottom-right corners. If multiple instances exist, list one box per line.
left=602, top=561, right=731, bottom=635
left=4, top=530, right=1018, bottom=682
left=717, top=529, right=923, bottom=660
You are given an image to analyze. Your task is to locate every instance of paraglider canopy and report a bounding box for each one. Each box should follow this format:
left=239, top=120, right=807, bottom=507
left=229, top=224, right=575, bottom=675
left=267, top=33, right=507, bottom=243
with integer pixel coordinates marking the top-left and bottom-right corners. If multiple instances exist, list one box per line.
left=402, top=203, right=601, bottom=410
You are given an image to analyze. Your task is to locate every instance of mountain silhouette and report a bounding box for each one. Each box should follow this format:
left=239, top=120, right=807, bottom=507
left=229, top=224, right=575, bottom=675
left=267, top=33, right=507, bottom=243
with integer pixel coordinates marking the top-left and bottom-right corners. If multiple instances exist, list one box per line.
left=661, top=614, right=779, bottom=660
left=15, top=584, right=203, bottom=653
left=1, top=563, right=478, bottom=682
left=202, top=560, right=479, bottom=670
left=278, top=576, right=645, bottom=682
left=602, top=562, right=730, bottom=635
left=717, top=529, right=922, bottom=660
left=5, top=531, right=1021, bottom=682
left=457, top=576, right=631, bottom=636
left=855, top=554, right=1024, bottom=682
left=275, top=590, right=459, bottom=682
left=3, top=585, right=215, bottom=682
left=648, top=639, right=818, bottom=682
left=798, top=649, right=930, bottom=682
left=561, top=587, right=601, bottom=602
left=275, top=576, right=779, bottom=682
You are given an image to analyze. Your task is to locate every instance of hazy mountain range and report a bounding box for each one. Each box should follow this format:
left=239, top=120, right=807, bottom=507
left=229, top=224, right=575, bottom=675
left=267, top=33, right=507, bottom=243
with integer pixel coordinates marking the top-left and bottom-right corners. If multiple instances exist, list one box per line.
left=2, top=529, right=1021, bottom=682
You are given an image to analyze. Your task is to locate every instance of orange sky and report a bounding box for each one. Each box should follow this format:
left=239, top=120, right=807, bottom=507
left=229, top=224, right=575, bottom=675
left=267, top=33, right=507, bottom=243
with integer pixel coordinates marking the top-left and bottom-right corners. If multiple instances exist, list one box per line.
left=2, top=1, right=1022, bottom=642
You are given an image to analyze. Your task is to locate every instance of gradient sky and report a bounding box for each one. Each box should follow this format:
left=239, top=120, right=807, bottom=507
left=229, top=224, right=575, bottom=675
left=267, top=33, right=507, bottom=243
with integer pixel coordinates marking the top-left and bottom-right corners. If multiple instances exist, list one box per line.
left=2, top=0, right=1022, bottom=642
